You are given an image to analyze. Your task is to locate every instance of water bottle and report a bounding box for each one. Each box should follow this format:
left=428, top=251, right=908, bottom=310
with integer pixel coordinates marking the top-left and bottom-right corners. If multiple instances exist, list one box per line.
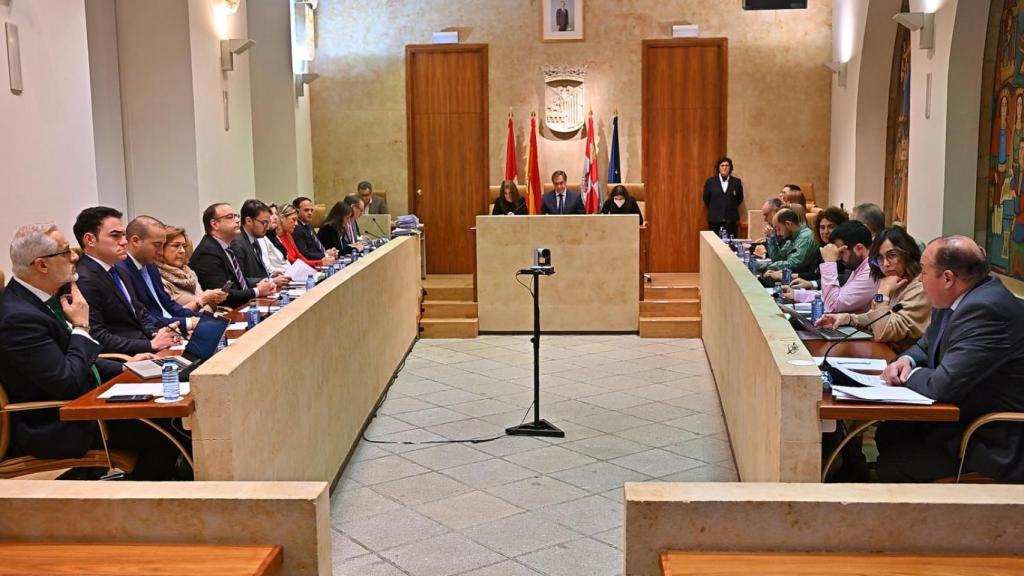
left=748, top=256, right=758, bottom=275
left=719, top=227, right=727, bottom=241
left=247, top=305, right=260, bottom=329
left=305, top=275, right=315, bottom=291
left=216, top=334, right=227, bottom=352
left=811, top=294, right=825, bottom=324
left=279, top=289, right=290, bottom=306
left=161, top=362, right=180, bottom=402
left=820, top=370, right=833, bottom=392
left=773, top=282, right=782, bottom=300
left=782, top=267, right=792, bottom=285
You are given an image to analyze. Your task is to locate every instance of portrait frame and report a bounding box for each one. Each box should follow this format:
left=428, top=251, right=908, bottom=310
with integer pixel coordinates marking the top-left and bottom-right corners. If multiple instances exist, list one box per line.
left=541, top=0, right=585, bottom=43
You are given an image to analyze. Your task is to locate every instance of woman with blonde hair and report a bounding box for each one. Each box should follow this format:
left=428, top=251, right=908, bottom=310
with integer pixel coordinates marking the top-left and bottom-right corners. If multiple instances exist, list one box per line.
left=156, top=225, right=227, bottom=312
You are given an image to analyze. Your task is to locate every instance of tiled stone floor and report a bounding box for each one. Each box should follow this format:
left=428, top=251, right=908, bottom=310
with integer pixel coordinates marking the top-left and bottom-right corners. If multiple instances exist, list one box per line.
left=332, top=335, right=735, bottom=576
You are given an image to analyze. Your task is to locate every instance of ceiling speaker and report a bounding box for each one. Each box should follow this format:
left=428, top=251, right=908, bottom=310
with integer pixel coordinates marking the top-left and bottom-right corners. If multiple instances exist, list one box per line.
left=743, top=0, right=808, bottom=10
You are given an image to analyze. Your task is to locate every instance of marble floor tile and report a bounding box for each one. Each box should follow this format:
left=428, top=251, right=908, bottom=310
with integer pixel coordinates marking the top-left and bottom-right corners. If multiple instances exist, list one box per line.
left=517, top=538, right=622, bottom=576
left=382, top=533, right=505, bottom=576
left=462, top=511, right=580, bottom=557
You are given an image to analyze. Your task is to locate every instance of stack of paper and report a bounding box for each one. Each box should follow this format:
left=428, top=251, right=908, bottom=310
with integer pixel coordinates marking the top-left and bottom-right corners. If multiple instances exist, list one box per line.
left=98, top=382, right=191, bottom=399
left=236, top=305, right=281, bottom=314
left=814, top=357, right=889, bottom=372
left=832, top=384, right=934, bottom=405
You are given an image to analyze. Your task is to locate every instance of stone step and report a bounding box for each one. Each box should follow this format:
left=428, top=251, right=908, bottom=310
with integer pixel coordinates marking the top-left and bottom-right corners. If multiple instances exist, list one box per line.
left=645, top=272, right=700, bottom=288
left=639, top=299, right=702, bottom=317
left=420, top=318, right=479, bottom=338
left=424, top=285, right=474, bottom=301
left=639, top=316, right=702, bottom=338
left=422, top=300, right=478, bottom=319
left=644, top=286, right=700, bottom=300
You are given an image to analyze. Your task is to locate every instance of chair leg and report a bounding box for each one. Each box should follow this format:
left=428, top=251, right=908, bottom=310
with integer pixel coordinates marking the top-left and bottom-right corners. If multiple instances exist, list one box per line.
left=95, top=421, right=126, bottom=480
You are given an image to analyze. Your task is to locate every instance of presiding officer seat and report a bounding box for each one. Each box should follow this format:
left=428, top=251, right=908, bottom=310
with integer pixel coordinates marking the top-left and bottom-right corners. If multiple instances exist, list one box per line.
left=0, top=379, right=136, bottom=478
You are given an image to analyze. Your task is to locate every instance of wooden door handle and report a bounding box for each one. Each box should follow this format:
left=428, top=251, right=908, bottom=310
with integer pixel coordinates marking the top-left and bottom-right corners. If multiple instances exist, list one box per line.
left=416, top=189, right=423, bottom=197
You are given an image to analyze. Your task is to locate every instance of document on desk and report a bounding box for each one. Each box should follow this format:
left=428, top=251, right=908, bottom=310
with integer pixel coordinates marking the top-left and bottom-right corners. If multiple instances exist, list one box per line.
left=832, top=365, right=886, bottom=386
left=99, top=382, right=191, bottom=399
left=813, top=357, right=888, bottom=372
left=228, top=322, right=248, bottom=331
left=236, top=305, right=281, bottom=314
left=832, top=384, right=934, bottom=405
left=284, top=259, right=316, bottom=282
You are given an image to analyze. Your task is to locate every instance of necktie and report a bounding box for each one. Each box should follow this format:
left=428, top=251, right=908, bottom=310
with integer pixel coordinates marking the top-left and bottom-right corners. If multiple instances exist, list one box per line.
left=930, top=310, right=953, bottom=368
left=46, top=297, right=101, bottom=386
left=557, top=195, right=564, bottom=214
left=347, top=222, right=356, bottom=244
left=141, top=266, right=172, bottom=318
left=224, top=247, right=248, bottom=289
left=309, top=224, right=325, bottom=251
left=251, top=240, right=269, bottom=277
left=109, top=268, right=132, bottom=305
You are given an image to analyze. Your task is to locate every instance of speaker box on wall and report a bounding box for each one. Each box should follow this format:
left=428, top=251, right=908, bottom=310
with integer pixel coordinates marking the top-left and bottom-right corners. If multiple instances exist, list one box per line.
left=742, top=0, right=808, bottom=9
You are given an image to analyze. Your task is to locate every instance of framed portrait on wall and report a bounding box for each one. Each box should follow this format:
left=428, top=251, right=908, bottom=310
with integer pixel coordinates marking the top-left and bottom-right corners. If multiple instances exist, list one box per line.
left=541, top=0, right=584, bottom=43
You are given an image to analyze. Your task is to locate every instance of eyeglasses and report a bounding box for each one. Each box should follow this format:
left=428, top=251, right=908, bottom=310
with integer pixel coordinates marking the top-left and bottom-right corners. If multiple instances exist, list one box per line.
left=254, top=219, right=271, bottom=228
left=36, top=247, right=73, bottom=260
left=215, top=213, right=240, bottom=221
left=870, top=249, right=904, bottom=268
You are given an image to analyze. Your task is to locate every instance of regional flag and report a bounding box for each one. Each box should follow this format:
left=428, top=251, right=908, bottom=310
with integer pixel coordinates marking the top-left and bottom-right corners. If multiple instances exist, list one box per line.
left=525, top=113, right=542, bottom=215
left=504, top=112, right=517, bottom=182
left=581, top=113, right=600, bottom=214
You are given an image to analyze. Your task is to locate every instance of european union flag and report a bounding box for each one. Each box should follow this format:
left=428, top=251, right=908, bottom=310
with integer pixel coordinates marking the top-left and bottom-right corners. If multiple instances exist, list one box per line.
left=607, top=115, right=621, bottom=184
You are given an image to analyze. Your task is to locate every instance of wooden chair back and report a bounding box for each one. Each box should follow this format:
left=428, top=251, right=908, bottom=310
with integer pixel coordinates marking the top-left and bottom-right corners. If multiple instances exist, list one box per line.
left=0, top=382, right=11, bottom=459
left=312, top=203, right=327, bottom=229
left=487, top=182, right=646, bottom=218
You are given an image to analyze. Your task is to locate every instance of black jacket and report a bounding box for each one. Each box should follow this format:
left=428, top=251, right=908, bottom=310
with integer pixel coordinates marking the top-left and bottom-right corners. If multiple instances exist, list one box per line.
left=317, top=224, right=355, bottom=255
left=600, top=198, right=644, bottom=225
left=76, top=254, right=159, bottom=355
left=292, top=221, right=326, bottom=261
left=0, top=279, right=121, bottom=459
left=188, top=234, right=259, bottom=308
left=492, top=197, right=528, bottom=215
left=230, top=232, right=271, bottom=280
left=703, top=175, right=744, bottom=222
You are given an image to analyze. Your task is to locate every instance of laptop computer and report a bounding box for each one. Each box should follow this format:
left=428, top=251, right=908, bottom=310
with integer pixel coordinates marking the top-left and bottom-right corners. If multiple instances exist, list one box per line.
left=125, top=314, right=231, bottom=379
left=357, top=213, right=391, bottom=240
left=776, top=302, right=873, bottom=341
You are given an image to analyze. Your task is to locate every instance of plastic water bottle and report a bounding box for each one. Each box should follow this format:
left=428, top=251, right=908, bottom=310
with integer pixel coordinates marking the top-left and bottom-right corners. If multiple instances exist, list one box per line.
left=247, top=305, right=260, bottom=329
left=811, top=294, right=825, bottom=324
left=748, top=256, right=758, bottom=275
left=216, top=334, right=227, bottom=352
left=161, top=363, right=180, bottom=402
left=773, top=282, right=783, bottom=300
left=305, top=275, right=315, bottom=291
left=719, top=227, right=728, bottom=241
left=279, top=289, right=290, bottom=306
left=820, top=370, right=833, bottom=392
left=782, top=267, right=793, bottom=284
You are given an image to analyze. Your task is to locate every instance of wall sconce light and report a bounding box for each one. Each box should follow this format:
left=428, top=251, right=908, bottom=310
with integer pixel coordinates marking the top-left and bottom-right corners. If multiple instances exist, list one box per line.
left=216, top=0, right=241, bottom=15
left=893, top=12, right=935, bottom=50
left=823, top=61, right=848, bottom=88
left=295, top=61, right=320, bottom=98
left=220, top=38, right=255, bottom=72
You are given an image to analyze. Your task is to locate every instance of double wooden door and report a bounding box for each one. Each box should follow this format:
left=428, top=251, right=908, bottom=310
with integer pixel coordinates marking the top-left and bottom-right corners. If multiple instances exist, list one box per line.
left=643, top=39, right=728, bottom=272
left=406, top=44, right=489, bottom=274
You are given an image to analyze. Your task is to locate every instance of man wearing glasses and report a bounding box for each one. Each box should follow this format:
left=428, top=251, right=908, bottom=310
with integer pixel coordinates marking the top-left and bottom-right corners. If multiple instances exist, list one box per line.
left=190, top=203, right=276, bottom=308
left=0, top=223, right=182, bottom=479
left=230, top=199, right=289, bottom=290
left=783, top=220, right=878, bottom=314
left=74, top=207, right=179, bottom=355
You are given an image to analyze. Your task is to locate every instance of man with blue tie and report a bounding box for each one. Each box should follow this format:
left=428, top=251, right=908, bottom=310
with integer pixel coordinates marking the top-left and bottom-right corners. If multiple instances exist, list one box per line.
left=878, top=236, right=1024, bottom=482
left=117, top=215, right=200, bottom=333
left=541, top=170, right=585, bottom=215
left=73, top=207, right=179, bottom=355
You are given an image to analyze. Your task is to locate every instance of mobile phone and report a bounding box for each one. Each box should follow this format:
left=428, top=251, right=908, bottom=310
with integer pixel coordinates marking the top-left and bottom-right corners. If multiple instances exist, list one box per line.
left=221, top=280, right=233, bottom=291
left=105, top=394, right=154, bottom=403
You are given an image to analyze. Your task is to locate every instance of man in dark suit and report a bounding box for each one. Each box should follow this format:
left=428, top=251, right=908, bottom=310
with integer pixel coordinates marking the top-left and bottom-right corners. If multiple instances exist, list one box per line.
left=117, top=215, right=200, bottom=334
left=357, top=181, right=389, bottom=214
left=230, top=199, right=289, bottom=289
left=555, top=1, right=569, bottom=31
left=291, top=196, right=328, bottom=261
left=703, top=156, right=744, bottom=237
left=879, top=236, right=1024, bottom=482
left=190, top=203, right=276, bottom=308
left=0, top=223, right=178, bottom=479
left=541, top=170, right=585, bottom=215
left=73, top=207, right=178, bottom=355
left=343, top=195, right=367, bottom=249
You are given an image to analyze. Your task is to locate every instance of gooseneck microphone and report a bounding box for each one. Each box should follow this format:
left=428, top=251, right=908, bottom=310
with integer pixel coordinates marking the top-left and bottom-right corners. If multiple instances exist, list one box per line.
left=820, top=302, right=903, bottom=380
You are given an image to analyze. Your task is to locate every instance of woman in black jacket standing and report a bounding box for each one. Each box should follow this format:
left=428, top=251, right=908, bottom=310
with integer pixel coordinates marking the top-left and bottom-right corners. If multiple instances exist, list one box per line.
left=702, top=156, right=743, bottom=237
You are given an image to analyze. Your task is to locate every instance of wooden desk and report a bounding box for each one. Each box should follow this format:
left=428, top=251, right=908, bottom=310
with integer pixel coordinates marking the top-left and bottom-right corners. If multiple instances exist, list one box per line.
left=661, top=551, right=1024, bottom=576
left=0, top=542, right=282, bottom=575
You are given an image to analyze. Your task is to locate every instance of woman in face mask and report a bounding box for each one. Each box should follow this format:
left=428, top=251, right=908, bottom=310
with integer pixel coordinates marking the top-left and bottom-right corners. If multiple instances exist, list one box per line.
left=599, top=184, right=644, bottom=225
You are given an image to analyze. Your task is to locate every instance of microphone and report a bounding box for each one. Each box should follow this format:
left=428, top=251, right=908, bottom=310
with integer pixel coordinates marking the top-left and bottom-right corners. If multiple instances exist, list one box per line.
left=820, top=302, right=903, bottom=381
left=370, top=217, right=390, bottom=240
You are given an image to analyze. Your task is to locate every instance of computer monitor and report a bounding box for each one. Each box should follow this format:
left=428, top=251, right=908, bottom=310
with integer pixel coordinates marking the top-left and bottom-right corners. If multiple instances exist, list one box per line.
left=182, top=313, right=230, bottom=363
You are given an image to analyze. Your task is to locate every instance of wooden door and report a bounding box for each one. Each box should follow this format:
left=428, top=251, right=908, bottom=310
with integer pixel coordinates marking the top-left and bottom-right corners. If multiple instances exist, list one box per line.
left=406, top=44, right=489, bottom=274
left=643, top=39, right=728, bottom=272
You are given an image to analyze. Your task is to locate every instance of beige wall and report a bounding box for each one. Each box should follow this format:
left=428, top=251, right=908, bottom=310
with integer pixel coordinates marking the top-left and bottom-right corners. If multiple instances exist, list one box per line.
left=312, top=1, right=833, bottom=216
left=0, top=0, right=99, bottom=274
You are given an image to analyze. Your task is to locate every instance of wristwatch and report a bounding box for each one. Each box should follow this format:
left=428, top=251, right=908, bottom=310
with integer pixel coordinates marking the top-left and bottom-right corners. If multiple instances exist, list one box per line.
left=874, top=293, right=890, bottom=304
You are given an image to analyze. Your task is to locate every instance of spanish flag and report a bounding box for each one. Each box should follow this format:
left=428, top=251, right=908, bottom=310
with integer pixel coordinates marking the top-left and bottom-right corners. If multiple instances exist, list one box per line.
left=525, top=113, right=542, bottom=215
left=503, top=112, right=517, bottom=182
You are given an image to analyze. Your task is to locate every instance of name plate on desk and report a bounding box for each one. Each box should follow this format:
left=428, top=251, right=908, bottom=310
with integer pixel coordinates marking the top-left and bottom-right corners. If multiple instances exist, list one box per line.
left=475, top=215, right=639, bottom=332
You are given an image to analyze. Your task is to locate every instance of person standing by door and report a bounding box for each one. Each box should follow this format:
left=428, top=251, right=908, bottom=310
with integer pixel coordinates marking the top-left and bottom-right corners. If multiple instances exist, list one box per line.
left=703, top=156, right=744, bottom=237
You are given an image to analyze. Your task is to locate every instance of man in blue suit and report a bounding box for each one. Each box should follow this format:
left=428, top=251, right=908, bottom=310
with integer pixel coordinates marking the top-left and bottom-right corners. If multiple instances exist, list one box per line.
left=116, top=216, right=199, bottom=334
left=880, top=236, right=1024, bottom=482
left=541, top=170, right=585, bottom=215
left=0, top=223, right=178, bottom=479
